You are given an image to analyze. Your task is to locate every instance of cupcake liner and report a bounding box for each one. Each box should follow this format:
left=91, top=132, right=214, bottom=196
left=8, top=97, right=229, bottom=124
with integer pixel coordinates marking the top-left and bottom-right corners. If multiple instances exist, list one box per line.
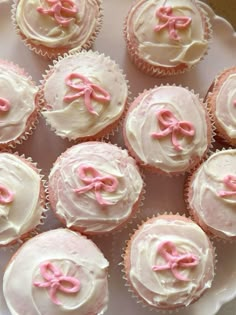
left=123, top=84, right=215, bottom=176
left=47, top=140, right=145, bottom=236
left=0, top=59, right=42, bottom=149
left=11, top=0, right=103, bottom=59
left=205, top=66, right=236, bottom=148
left=119, top=213, right=217, bottom=313
left=184, top=147, right=236, bottom=242
left=39, top=50, right=130, bottom=142
left=0, top=152, right=47, bottom=248
left=124, top=1, right=213, bottom=77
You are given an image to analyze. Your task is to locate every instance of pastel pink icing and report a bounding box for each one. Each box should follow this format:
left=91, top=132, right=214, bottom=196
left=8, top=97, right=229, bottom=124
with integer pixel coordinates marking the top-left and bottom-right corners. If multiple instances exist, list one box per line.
left=154, top=6, right=192, bottom=41
left=152, top=240, right=199, bottom=282
left=218, top=175, right=236, bottom=198
left=37, top=0, right=78, bottom=27
left=34, top=261, right=81, bottom=305
left=151, top=109, right=195, bottom=151
left=64, top=73, right=111, bottom=116
left=74, top=164, right=119, bottom=206
left=0, top=184, right=14, bottom=204
left=0, top=97, right=11, bottom=112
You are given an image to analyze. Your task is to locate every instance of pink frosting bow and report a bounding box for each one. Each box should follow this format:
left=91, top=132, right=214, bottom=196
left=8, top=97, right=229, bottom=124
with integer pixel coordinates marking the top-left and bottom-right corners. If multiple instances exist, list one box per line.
left=37, top=0, right=78, bottom=27
left=33, top=262, right=81, bottom=305
left=63, top=73, right=111, bottom=116
left=0, top=97, right=11, bottom=112
left=218, top=175, right=236, bottom=197
left=0, top=184, right=14, bottom=204
left=154, top=6, right=192, bottom=41
left=152, top=240, right=199, bottom=282
left=151, top=109, right=195, bottom=151
left=74, top=165, right=118, bottom=206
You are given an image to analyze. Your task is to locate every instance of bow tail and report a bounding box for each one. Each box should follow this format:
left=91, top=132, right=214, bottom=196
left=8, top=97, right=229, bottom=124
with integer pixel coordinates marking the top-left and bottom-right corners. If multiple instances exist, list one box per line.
left=171, top=267, right=189, bottom=282
left=94, top=188, right=112, bottom=206
left=74, top=184, right=93, bottom=195
left=49, top=287, right=61, bottom=305
left=84, top=91, right=99, bottom=116
left=171, top=131, right=182, bottom=151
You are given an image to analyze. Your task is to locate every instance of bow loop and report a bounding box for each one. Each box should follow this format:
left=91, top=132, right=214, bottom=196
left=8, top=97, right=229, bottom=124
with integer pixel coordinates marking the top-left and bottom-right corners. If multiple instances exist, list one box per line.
left=178, top=121, right=195, bottom=136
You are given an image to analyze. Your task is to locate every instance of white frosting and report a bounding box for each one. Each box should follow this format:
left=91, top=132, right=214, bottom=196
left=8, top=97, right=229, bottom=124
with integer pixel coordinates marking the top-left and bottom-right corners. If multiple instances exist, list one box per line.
left=189, top=149, right=236, bottom=238
left=0, top=153, right=44, bottom=246
left=126, top=0, right=208, bottom=67
left=15, top=0, right=101, bottom=50
left=124, top=86, right=209, bottom=173
left=128, top=217, right=214, bottom=308
left=49, top=142, right=143, bottom=233
left=215, top=73, right=236, bottom=139
left=0, top=63, right=37, bottom=144
left=3, top=228, right=109, bottom=315
left=42, top=52, right=128, bottom=140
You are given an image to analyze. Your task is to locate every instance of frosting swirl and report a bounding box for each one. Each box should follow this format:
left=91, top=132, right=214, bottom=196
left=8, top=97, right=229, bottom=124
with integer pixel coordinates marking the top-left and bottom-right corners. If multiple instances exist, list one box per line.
left=189, top=149, right=236, bottom=239
left=126, top=0, right=208, bottom=67
left=3, top=228, right=109, bottom=315
left=42, top=52, right=128, bottom=139
left=49, top=142, right=143, bottom=233
left=124, top=86, right=210, bottom=173
left=15, top=0, right=101, bottom=50
left=0, top=153, right=44, bottom=246
left=0, top=63, right=37, bottom=144
left=128, top=217, right=214, bottom=308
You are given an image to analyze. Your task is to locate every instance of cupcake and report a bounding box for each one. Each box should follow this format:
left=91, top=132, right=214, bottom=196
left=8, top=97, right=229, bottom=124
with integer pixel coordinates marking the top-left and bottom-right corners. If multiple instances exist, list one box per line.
left=124, top=214, right=215, bottom=310
left=124, top=0, right=211, bottom=76
left=12, top=0, right=103, bottom=58
left=3, top=228, right=109, bottom=315
left=48, top=141, right=144, bottom=234
left=40, top=51, right=129, bottom=141
left=0, top=152, right=46, bottom=247
left=123, top=85, right=212, bottom=175
left=206, top=66, right=236, bottom=147
left=0, top=60, right=39, bottom=148
left=185, top=149, right=236, bottom=241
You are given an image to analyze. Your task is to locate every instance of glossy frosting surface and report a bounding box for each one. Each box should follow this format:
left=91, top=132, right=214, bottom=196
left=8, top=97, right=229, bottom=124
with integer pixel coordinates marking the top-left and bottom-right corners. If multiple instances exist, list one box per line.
left=49, top=142, right=143, bottom=233
left=15, top=0, right=101, bottom=49
left=215, top=73, right=236, bottom=139
left=42, top=52, right=128, bottom=139
left=0, top=153, right=43, bottom=246
left=189, top=149, right=236, bottom=238
left=3, top=228, right=109, bottom=315
left=0, top=63, right=37, bottom=144
left=126, top=0, right=208, bottom=67
left=128, top=217, right=214, bottom=308
left=125, top=85, right=209, bottom=173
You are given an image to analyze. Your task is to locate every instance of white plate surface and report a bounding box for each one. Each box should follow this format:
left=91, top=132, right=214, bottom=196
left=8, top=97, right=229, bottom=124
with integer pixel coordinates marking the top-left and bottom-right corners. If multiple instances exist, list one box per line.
left=0, top=1, right=236, bottom=315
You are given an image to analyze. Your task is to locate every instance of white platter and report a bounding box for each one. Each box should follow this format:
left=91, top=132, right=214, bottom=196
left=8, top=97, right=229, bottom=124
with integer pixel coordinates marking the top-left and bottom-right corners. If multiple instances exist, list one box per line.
left=0, top=1, right=236, bottom=314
